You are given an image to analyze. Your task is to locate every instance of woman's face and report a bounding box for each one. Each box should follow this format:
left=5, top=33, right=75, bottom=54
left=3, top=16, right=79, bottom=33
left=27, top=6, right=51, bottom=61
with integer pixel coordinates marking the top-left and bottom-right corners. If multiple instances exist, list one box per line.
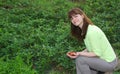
left=70, top=14, right=84, bottom=28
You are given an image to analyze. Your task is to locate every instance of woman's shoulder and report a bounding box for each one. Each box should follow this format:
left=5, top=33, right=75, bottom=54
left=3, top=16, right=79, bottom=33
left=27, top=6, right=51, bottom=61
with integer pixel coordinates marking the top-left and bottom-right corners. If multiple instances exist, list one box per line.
left=88, top=25, right=100, bottom=30
left=88, top=25, right=102, bottom=32
left=87, top=25, right=104, bottom=35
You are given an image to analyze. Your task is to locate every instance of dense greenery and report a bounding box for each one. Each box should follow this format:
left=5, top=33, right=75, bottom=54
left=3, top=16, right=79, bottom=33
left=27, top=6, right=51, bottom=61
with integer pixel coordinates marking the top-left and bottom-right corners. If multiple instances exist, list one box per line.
left=0, top=0, right=120, bottom=74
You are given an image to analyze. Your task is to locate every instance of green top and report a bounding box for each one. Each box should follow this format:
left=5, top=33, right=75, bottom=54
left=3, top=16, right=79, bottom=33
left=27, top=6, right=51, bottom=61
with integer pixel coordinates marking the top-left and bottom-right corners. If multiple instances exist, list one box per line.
left=84, top=25, right=116, bottom=62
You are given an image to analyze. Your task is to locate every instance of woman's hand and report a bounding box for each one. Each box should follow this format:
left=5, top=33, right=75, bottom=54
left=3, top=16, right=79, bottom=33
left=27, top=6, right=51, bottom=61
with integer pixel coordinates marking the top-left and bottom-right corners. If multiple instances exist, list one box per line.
left=66, top=51, right=80, bottom=59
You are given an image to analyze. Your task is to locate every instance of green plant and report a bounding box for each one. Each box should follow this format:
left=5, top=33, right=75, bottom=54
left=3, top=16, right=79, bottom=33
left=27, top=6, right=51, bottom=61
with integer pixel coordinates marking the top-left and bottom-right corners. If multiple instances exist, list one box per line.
left=0, top=56, right=37, bottom=74
left=0, top=0, right=120, bottom=74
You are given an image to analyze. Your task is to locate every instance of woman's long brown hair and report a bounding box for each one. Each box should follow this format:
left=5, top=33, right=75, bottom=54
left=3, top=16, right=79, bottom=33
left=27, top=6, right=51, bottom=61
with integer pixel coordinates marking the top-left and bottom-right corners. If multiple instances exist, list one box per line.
left=68, top=8, right=93, bottom=41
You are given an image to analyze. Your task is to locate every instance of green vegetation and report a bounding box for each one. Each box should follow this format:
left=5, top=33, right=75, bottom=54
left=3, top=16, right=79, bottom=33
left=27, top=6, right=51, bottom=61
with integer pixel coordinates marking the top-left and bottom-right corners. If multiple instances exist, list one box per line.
left=0, top=0, right=120, bottom=74
left=0, top=56, right=36, bottom=74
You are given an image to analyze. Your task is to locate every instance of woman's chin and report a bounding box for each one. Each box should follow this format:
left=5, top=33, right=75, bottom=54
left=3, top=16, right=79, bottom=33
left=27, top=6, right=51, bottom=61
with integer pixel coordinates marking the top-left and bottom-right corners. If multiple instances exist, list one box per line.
left=74, top=24, right=79, bottom=26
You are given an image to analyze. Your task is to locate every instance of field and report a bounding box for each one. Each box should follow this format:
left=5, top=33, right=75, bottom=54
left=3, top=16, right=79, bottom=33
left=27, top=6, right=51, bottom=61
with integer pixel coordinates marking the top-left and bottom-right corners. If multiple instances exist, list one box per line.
left=0, top=0, right=120, bottom=74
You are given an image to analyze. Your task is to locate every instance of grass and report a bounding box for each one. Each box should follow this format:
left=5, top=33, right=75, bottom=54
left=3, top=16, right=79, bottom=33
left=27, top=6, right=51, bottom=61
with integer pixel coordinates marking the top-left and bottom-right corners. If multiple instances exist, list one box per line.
left=49, top=69, right=66, bottom=74
left=48, top=69, right=120, bottom=74
left=113, top=71, right=120, bottom=74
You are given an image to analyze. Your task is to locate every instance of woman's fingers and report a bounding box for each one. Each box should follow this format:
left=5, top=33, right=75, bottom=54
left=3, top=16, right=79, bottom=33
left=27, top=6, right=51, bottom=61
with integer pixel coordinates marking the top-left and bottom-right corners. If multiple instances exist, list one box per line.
left=66, top=51, right=78, bottom=59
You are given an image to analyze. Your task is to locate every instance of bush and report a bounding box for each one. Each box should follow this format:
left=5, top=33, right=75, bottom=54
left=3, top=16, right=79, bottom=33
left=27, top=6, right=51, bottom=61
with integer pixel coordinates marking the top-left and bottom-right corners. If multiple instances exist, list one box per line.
left=0, top=56, right=37, bottom=74
left=0, top=0, right=120, bottom=74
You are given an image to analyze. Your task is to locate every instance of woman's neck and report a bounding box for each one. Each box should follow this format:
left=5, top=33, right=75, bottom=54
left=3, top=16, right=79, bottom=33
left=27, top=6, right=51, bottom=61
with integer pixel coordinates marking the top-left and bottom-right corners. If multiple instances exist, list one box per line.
left=79, top=22, right=83, bottom=29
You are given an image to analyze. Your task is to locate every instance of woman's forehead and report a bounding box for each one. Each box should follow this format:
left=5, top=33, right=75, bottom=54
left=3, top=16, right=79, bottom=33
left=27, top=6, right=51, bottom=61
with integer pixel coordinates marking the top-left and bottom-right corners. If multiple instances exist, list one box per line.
left=70, top=12, right=77, bottom=15
left=68, top=11, right=80, bottom=18
left=70, top=13, right=80, bottom=17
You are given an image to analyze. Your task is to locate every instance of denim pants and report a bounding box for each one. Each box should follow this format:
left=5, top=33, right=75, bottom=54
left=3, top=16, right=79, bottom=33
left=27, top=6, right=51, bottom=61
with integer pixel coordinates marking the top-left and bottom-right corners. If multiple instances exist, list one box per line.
left=75, top=56, right=117, bottom=74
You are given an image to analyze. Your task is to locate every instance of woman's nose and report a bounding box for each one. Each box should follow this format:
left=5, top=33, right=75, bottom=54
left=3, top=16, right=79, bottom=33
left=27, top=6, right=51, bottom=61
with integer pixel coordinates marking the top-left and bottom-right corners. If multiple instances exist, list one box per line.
left=72, top=17, right=76, bottom=21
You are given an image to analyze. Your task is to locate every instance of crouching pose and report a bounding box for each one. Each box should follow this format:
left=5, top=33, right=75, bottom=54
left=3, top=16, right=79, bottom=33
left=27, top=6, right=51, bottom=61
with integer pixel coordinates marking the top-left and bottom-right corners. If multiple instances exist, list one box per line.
left=66, top=8, right=117, bottom=74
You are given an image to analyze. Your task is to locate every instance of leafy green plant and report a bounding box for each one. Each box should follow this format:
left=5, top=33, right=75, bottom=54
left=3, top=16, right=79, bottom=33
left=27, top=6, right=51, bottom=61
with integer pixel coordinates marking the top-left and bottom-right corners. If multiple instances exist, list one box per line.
left=0, top=0, right=120, bottom=74
left=0, top=56, right=37, bottom=74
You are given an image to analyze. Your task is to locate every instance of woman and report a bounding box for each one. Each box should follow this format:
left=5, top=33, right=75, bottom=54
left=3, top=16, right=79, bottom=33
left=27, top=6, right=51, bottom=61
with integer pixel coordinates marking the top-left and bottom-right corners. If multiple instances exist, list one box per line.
left=66, top=8, right=117, bottom=74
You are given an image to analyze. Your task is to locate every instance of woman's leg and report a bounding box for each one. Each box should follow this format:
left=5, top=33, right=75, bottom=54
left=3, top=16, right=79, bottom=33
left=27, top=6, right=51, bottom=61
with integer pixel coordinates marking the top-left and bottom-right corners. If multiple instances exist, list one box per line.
left=90, top=69, right=98, bottom=74
left=76, top=58, right=91, bottom=74
left=76, top=56, right=95, bottom=74
left=75, top=56, right=117, bottom=74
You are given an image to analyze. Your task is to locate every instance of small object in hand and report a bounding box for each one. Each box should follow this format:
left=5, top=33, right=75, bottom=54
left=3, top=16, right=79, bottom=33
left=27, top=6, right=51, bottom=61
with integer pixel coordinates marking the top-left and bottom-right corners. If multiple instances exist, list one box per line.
left=68, top=52, right=76, bottom=56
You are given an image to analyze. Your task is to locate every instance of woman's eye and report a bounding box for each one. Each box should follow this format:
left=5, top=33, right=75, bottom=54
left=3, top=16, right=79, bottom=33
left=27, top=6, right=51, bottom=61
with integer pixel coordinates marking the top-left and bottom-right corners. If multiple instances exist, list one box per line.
left=75, top=15, right=78, bottom=17
left=70, top=17, right=73, bottom=20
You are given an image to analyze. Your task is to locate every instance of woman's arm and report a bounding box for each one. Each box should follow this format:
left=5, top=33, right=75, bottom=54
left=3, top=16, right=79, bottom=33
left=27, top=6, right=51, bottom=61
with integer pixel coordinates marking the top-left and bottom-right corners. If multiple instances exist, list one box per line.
left=81, top=48, right=88, bottom=52
left=76, top=51, right=98, bottom=57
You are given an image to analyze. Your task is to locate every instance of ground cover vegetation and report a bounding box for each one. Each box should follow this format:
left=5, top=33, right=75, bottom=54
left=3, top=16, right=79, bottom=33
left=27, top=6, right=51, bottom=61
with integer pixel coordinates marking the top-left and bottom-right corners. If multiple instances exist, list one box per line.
left=0, top=0, right=120, bottom=74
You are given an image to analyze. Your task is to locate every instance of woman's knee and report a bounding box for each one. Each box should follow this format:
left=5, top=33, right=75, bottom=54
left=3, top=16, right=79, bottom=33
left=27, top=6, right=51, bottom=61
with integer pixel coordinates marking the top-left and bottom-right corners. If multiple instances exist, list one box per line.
left=75, top=56, right=87, bottom=64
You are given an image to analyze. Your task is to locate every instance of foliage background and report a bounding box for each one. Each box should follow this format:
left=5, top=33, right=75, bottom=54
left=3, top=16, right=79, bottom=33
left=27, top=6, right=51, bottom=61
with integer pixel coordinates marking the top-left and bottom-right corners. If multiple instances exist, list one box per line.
left=0, top=0, right=120, bottom=74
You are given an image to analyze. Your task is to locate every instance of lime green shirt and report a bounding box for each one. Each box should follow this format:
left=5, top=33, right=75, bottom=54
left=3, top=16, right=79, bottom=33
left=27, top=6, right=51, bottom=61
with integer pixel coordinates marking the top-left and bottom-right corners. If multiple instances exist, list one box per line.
left=84, top=25, right=116, bottom=62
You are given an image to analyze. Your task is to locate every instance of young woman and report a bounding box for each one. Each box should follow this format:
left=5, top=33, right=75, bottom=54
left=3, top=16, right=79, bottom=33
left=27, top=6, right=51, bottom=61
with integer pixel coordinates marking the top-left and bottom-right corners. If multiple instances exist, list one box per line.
left=66, top=8, right=117, bottom=74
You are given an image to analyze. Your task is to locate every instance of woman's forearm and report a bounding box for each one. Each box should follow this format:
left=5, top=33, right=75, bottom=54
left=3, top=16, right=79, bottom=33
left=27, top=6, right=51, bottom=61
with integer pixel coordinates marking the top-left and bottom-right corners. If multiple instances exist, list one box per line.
left=82, top=49, right=88, bottom=52
left=77, top=52, right=98, bottom=57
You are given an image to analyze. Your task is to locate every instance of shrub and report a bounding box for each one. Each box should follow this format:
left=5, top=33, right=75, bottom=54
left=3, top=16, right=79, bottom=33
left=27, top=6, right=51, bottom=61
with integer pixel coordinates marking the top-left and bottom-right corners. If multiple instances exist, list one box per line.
left=0, top=56, right=37, bottom=74
left=0, top=0, right=120, bottom=74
